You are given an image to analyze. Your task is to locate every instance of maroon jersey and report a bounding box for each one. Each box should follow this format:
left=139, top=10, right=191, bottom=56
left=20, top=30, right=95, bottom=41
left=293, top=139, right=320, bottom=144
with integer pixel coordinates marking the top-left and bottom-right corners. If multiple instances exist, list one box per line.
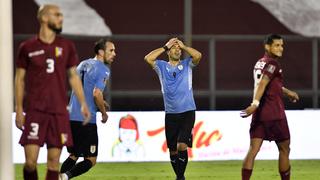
left=252, top=54, right=286, bottom=121
left=16, top=36, right=79, bottom=114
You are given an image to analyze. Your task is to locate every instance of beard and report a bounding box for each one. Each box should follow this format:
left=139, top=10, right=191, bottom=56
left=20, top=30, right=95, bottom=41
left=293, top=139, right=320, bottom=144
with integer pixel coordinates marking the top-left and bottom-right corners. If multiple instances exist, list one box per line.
left=48, top=22, right=62, bottom=34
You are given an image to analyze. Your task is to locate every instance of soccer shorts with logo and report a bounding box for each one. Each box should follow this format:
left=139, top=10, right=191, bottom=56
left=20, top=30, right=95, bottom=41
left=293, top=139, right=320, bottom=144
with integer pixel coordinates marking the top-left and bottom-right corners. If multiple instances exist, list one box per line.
left=165, top=110, right=195, bottom=151
left=67, top=121, right=98, bottom=157
left=19, top=110, right=73, bottom=148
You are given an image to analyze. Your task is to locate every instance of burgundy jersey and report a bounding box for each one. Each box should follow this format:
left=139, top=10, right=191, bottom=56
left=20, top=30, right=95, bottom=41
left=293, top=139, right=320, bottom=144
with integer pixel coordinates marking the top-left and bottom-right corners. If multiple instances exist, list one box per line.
left=252, top=54, right=286, bottom=122
left=16, top=36, right=79, bottom=114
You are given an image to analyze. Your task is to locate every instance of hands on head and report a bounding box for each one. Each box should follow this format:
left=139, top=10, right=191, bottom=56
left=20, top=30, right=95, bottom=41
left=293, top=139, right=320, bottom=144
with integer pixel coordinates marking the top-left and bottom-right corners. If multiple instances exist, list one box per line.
left=165, top=38, right=186, bottom=49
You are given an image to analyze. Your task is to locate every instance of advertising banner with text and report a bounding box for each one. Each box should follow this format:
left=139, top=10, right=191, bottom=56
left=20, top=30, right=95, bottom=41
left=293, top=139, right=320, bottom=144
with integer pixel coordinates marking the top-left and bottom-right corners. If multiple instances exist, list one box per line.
left=12, top=110, right=320, bottom=163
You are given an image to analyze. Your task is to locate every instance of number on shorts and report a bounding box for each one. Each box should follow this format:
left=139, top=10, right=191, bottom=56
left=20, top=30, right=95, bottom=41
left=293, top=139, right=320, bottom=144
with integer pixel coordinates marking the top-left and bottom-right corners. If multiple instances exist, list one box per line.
left=46, top=58, right=55, bottom=73
left=29, top=122, right=39, bottom=137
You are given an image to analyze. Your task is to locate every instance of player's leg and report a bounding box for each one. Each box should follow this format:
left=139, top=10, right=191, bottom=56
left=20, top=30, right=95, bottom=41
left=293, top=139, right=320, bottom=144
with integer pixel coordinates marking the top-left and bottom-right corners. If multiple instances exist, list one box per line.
left=176, top=110, right=195, bottom=180
left=276, top=139, right=291, bottom=180
left=46, top=147, right=62, bottom=180
left=61, top=121, right=80, bottom=173
left=23, top=144, right=40, bottom=180
left=62, top=123, right=98, bottom=179
left=165, top=113, right=180, bottom=177
left=60, top=154, right=78, bottom=173
left=242, top=138, right=263, bottom=180
left=64, top=156, right=97, bottom=179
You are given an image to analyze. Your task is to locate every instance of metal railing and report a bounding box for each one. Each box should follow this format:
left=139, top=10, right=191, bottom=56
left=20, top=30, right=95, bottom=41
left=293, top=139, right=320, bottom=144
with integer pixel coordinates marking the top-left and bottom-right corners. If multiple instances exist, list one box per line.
left=15, top=34, right=319, bottom=109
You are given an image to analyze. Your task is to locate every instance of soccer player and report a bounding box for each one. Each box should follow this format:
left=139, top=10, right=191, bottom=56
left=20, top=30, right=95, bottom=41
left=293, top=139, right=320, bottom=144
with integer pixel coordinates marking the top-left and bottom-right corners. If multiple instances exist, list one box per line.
left=144, top=38, right=202, bottom=180
left=15, top=4, right=90, bottom=180
left=59, top=39, right=116, bottom=180
left=240, top=34, right=299, bottom=180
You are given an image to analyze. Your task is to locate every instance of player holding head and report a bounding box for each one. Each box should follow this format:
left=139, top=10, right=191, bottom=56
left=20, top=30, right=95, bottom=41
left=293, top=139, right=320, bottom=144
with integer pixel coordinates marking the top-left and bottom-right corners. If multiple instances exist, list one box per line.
left=240, top=34, right=299, bottom=180
left=59, top=38, right=116, bottom=179
left=144, top=38, right=202, bottom=180
left=15, top=4, right=90, bottom=180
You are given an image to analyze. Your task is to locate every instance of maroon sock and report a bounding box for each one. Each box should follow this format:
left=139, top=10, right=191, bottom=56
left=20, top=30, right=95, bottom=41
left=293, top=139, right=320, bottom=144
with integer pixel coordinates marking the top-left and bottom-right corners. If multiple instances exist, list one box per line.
left=280, top=167, right=291, bottom=180
left=23, top=167, right=38, bottom=180
left=242, top=168, right=252, bottom=180
left=45, top=169, right=59, bottom=180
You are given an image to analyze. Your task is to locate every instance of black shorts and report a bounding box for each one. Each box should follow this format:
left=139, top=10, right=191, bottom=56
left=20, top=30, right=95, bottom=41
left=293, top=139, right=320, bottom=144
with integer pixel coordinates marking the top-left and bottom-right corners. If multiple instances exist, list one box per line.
left=165, top=110, right=195, bottom=151
left=67, top=121, right=98, bottom=157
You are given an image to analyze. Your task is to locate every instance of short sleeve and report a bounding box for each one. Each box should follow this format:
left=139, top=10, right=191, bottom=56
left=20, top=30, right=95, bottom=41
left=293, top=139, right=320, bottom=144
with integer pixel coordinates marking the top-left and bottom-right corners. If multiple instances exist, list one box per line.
left=262, top=60, right=279, bottom=79
left=187, top=57, right=196, bottom=68
left=16, top=43, right=28, bottom=69
left=94, top=68, right=107, bottom=91
left=154, top=60, right=162, bottom=74
left=66, top=41, right=79, bottom=68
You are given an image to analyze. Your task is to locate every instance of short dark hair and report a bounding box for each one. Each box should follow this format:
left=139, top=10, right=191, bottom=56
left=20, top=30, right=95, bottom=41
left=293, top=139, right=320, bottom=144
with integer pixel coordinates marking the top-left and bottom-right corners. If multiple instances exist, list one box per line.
left=94, top=38, right=112, bottom=54
left=263, top=34, right=282, bottom=45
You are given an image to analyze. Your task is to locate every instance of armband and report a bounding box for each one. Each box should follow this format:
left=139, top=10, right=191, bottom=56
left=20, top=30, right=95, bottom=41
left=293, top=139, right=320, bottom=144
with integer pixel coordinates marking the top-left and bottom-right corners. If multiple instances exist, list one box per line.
left=163, top=45, right=169, bottom=51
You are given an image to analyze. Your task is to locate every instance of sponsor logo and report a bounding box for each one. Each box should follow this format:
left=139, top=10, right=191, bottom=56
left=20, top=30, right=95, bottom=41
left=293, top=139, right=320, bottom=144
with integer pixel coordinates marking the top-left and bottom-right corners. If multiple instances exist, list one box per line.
left=266, top=64, right=276, bottom=74
left=147, top=121, right=222, bottom=158
left=28, top=50, right=45, bottom=57
left=178, top=65, right=183, bottom=70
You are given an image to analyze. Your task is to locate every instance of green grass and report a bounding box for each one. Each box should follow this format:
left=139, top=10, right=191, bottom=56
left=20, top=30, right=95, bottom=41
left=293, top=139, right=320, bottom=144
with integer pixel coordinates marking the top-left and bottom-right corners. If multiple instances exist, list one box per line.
left=15, top=160, right=320, bottom=180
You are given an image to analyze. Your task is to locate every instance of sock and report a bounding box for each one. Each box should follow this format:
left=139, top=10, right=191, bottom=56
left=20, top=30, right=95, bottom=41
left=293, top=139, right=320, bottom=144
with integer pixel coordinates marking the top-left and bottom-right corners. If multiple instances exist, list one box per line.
left=170, top=154, right=178, bottom=176
left=60, top=157, right=77, bottom=173
left=177, top=150, right=188, bottom=179
left=45, top=169, right=58, bottom=180
left=241, top=168, right=252, bottom=180
left=66, top=159, right=93, bottom=178
left=23, top=167, right=38, bottom=180
left=280, top=167, right=291, bottom=180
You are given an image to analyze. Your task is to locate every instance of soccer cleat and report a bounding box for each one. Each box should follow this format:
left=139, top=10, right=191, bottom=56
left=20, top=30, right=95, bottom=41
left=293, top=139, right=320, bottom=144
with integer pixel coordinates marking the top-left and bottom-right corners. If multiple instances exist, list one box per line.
left=59, top=173, right=69, bottom=180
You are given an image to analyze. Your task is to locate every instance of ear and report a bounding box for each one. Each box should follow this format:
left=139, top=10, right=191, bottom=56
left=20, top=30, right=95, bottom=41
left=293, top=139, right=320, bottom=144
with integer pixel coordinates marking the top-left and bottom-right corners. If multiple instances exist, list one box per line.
left=98, top=49, right=104, bottom=56
left=264, top=44, right=270, bottom=52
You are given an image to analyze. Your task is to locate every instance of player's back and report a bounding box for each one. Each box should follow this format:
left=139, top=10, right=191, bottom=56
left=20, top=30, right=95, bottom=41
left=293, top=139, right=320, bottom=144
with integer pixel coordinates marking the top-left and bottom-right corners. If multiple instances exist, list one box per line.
left=252, top=55, right=286, bottom=121
left=16, top=36, right=79, bottom=114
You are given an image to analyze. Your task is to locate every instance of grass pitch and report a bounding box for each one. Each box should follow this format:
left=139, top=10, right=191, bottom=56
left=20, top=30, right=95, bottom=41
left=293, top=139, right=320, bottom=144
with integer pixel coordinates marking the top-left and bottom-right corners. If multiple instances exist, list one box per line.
left=15, top=160, right=320, bottom=180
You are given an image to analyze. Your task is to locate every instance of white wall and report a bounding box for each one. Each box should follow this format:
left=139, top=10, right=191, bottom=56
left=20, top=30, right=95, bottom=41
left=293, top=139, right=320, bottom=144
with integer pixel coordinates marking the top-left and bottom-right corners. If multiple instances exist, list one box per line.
left=12, top=110, right=320, bottom=163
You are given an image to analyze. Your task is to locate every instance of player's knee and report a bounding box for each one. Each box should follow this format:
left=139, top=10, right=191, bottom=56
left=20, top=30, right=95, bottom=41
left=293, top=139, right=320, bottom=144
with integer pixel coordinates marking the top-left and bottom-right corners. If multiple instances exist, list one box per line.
left=47, top=156, right=60, bottom=170
left=279, top=145, right=290, bottom=155
left=177, top=143, right=188, bottom=151
left=24, top=160, right=37, bottom=171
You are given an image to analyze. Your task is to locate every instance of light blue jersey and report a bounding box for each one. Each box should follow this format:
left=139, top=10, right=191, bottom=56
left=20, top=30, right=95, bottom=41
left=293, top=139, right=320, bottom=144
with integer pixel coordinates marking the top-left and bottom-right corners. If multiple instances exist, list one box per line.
left=154, top=57, right=196, bottom=113
left=69, top=58, right=110, bottom=124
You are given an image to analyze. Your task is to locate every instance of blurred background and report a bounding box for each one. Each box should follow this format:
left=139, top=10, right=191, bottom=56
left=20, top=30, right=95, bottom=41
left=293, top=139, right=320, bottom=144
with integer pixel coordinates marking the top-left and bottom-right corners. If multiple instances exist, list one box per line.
left=13, top=0, right=320, bottom=111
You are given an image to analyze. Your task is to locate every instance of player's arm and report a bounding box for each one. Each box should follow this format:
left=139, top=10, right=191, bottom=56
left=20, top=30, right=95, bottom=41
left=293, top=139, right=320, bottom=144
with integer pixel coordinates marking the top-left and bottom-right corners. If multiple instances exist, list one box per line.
left=93, top=87, right=108, bottom=123
left=144, top=38, right=177, bottom=68
left=282, top=87, right=299, bottom=103
left=176, top=40, right=202, bottom=65
left=15, top=68, right=26, bottom=130
left=240, top=75, right=270, bottom=118
left=68, top=66, right=91, bottom=125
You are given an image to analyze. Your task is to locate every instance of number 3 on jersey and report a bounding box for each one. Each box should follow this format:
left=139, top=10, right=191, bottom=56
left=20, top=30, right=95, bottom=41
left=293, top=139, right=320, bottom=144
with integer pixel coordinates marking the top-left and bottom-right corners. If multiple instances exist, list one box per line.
left=46, top=58, right=55, bottom=73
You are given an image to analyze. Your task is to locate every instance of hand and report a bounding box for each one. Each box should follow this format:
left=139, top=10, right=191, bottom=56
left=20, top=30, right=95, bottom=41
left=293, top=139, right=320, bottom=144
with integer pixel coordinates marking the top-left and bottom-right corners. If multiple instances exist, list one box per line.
left=81, top=103, right=91, bottom=125
left=240, top=105, right=258, bottom=118
left=287, top=90, right=299, bottom=103
left=101, top=113, right=108, bottom=124
left=164, top=38, right=178, bottom=49
left=15, top=110, right=25, bottom=130
left=176, top=39, right=186, bottom=49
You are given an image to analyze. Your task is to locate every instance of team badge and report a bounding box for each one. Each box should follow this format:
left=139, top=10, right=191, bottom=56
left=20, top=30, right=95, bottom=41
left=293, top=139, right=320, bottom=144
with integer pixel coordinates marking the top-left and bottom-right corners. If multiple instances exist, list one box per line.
left=61, top=133, right=68, bottom=144
left=178, top=65, right=183, bottom=70
left=55, top=47, right=63, bottom=57
left=266, top=64, right=275, bottom=74
left=90, top=145, right=97, bottom=153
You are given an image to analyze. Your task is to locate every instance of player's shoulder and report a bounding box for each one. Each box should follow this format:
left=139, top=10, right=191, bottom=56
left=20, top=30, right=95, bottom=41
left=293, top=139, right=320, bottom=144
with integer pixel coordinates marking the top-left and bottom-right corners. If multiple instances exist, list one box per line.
left=19, top=36, right=38, bottom=48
